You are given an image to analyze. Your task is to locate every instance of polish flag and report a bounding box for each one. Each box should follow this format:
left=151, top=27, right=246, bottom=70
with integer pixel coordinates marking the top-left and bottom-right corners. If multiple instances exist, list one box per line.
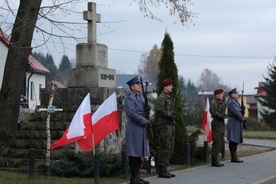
left=51, top=93, right=92, bottom=149
left=77, top=92, right=119, bottom=152
left=201, top=97, right=212, bottom=143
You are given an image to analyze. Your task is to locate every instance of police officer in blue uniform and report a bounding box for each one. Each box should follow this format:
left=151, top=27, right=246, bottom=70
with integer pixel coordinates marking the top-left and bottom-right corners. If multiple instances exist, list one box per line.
left=124, top=76, right=152, bottom=184
left=227, top=88, right=246, bottom=163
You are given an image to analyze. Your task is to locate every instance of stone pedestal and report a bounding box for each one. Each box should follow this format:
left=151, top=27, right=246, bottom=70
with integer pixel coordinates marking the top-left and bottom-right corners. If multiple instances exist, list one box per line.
left=76, top=43, right=108, bottom=68
left=68, top=67, right=116, bottom=88
left=67, top=42, right=116, bottom=88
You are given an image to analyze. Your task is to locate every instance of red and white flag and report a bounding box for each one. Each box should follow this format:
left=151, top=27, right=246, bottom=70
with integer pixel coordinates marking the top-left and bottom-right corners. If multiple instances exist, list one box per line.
left=77, top=92, right=119, bottom=152
left=51, top=93, right=92, bottom=149
left=201, top=97, right=213, bottom=143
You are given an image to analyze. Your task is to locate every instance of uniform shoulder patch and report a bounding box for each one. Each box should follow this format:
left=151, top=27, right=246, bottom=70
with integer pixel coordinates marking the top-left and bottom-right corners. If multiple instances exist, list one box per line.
left=159, top=94, right=165, bottom=98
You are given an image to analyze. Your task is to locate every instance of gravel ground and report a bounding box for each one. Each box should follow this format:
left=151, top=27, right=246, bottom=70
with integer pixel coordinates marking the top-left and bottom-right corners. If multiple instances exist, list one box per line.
left=226, top=142, right=276, bottom=158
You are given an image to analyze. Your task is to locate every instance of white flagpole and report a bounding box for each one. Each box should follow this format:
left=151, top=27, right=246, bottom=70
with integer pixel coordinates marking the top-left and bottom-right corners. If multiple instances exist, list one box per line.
left=92, top=133, right=95, bottom=156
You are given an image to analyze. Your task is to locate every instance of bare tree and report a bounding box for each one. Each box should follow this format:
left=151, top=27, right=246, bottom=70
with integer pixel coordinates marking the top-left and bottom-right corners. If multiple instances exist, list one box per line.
left=0, top=0, right=196, bottom=138
left=197, top=68, right=230, bottom=92
left=0, top=0, right=87, bottom=137
left=138, top=44, right=161, bottom=86
left=0, top=0, right=43, bottom=137
left=132, top=0, right=198, bottom=25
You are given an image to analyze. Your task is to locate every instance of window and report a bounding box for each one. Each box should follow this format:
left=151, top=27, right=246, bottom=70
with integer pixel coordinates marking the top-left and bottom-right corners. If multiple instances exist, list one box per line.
left=30, top=82, right=34, bottom=100
left=39, top=84, right=42, bottom=100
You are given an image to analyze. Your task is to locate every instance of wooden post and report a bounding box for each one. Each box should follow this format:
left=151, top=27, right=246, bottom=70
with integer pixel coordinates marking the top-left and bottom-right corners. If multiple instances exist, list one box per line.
left=45, top=82, right=54, bottom=176
left=37, top=81, right=63, bottom=176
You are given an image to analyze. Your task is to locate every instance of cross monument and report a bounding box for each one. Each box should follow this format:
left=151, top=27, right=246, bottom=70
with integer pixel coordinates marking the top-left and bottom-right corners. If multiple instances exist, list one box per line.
left=83, top=2, right=101, bottom=43
left=67, top=2, right=116, bottom=88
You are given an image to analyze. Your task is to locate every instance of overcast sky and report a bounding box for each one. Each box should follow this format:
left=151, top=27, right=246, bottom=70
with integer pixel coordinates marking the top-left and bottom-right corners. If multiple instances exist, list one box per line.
left=3, top=0, right=276, bottom=94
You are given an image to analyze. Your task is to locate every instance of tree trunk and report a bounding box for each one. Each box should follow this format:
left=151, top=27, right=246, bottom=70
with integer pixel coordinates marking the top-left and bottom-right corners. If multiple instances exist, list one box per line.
left=45, top=82, right=55, bottom=176
left=0, top=0, right=42, bottom=138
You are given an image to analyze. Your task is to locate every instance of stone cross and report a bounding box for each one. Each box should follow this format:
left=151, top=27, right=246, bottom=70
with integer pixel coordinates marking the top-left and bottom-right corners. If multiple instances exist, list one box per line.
left=83, top=2, right=101, bottom=43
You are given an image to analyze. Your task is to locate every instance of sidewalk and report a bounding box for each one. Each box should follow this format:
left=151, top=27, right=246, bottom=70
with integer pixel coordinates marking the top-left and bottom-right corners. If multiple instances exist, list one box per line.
left=131, top=139, right=276, bottom=184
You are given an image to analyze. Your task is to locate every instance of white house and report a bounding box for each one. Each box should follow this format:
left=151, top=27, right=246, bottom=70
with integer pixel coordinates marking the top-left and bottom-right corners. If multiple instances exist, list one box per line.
left=0, top=29, right=50, bottom=110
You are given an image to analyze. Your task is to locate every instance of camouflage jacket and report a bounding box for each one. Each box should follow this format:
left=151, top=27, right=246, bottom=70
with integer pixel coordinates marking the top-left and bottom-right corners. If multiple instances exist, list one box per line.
left=156, top=91, right=174, bottom=125
left=209, top=98, right=225, bottom=122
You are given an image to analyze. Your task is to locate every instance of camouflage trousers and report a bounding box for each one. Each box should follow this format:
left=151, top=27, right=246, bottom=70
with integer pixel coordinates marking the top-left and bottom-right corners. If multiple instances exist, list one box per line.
left=158, top=124, right=175, bottom=166
left=211, top=120, right=225, bottom=158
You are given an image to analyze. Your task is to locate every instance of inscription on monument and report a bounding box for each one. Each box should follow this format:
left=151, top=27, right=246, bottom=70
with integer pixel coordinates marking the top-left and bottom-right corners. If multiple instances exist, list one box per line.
left=98, top=49, right=106, bottom=63
left=101, top=74, right=115, bottom=80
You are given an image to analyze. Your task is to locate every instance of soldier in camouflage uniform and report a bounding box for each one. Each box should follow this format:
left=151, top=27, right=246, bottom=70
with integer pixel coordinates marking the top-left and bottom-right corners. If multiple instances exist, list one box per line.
left=209, top=88, right=225, bottom=167
left=156, top=79, right=175, bottom=178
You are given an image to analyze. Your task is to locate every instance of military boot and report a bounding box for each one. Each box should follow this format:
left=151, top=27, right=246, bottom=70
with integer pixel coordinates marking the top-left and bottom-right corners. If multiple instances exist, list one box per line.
left=129, top=159, right=143, bottom=184
left=130, top=169, right=143, bottom=184
left=164, top=166, right=175, bottom=177
left=130, top=177, right=143, bottom=184
left=138, top=176, right=150, bottom=184
left=211, top=156, right=222, bottom=167
left=231, top=151, right=243, bottom=163
left=158, top=165, right=171, bottom=178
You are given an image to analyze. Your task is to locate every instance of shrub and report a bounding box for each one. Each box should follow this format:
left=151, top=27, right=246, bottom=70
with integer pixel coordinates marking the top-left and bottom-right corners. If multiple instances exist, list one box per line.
left=246, top=118, right=270, bottom=131
left=42, top=149, right=122, bottom=177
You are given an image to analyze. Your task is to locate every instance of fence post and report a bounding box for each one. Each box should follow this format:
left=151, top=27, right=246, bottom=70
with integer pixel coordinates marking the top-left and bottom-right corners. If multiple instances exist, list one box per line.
left=185, top=143, right=190, bottom=166
left=221, top=139, right=225, bottom=159
left=29, top=148, right=35, bottom=179
left=94, top=154, right=100, bottom=184
left=203, top=141, right=208, bottom=163
left=122, top=150, right=128, bottom=179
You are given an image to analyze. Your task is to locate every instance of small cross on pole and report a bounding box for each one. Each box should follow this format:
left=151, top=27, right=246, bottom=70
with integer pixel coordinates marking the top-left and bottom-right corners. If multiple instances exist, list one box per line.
left=37, top=81, right=63, bottom=176
left=83, top=2, right=101, bottom=43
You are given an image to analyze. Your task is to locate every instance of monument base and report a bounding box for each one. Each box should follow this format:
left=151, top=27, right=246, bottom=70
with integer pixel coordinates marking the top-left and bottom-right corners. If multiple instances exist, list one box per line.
left=76, top=43, right=108, bottom=69
left=67, top=67, right=116, bottom=88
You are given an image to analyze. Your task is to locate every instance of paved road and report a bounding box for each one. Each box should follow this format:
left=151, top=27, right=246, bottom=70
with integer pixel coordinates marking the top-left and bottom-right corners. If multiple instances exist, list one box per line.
left=135, top=138, right=276, bottom=184
left=243, top=138, right=276, bottom=148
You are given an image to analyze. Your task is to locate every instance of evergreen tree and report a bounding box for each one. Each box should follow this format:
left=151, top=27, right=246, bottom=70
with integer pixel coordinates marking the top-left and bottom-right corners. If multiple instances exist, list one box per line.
left=58, top=54, right=71, bottom=85
left=31, top=52, right=60, bottom=84
left=32, top=52, right=46, bottom=66
left=179, top=77, right=202, bottom=127
left=59, top=55, right=71, bottom=73
left=154, top=32, right=188, bottom=164
left=259, top=59, right=276, bottom=130
left=46, top=54, right=61, bottom=83
left=186, top=79, right=198, bottom=101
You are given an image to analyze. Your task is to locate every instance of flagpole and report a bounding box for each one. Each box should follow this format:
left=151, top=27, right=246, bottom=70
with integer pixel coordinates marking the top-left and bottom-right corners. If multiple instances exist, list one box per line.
left=92, top=134, right=95, bottom=156
left=203, top=137, right=208, bottom=163
left=92, top=133, right=100, bottom=184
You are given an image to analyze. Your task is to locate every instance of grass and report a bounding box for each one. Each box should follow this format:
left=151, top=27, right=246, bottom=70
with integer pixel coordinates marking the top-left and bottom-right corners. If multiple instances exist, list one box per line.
left=1, top=130, right=275, bottom=184
left=244, top=131, right=276, bottom=139
left=0, top=170, right=128, bottom=184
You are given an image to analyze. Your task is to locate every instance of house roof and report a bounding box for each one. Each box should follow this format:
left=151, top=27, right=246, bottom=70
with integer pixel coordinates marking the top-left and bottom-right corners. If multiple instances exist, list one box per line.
left=255, top=90, right=267, bottom=97
left=0, top=29, right=50, bottom=74
left=51, top=80, right=66, bottom=88
left=254, top=82, right=267, bottom=97
left=28, top=55, right=50, bottom=74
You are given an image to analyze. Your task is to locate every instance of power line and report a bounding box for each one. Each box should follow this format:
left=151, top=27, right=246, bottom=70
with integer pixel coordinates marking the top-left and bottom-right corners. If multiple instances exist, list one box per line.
left=33, top=39, right=274, bottom=59
left=108, top=48, right=273, bottom=59
left=174, top=54, right=273, bottom=59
